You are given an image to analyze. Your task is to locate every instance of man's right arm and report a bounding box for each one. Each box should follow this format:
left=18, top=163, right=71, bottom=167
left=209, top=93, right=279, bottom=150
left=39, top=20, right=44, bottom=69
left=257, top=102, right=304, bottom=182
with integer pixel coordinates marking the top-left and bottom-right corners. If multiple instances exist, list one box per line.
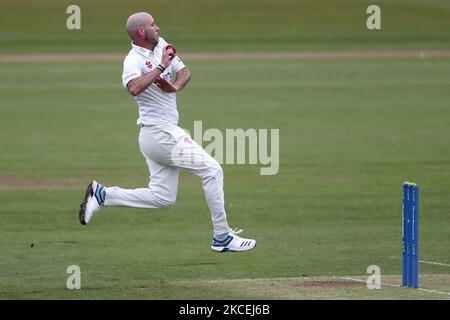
left=126, top=45, right=175, bottom=96
left=127, top=68, right=164, bottom=97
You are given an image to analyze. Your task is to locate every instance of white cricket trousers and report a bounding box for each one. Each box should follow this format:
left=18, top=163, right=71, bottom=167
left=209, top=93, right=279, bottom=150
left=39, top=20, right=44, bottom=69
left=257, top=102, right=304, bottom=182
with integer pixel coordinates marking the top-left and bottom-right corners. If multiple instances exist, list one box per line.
left=104, top=125, right=230, bottom=235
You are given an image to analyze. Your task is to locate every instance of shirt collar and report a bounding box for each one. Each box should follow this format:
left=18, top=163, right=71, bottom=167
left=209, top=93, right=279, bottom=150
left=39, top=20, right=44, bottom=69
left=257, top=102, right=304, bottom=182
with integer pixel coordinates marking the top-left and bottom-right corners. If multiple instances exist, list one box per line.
left=131, top=42, right=153, bottom=57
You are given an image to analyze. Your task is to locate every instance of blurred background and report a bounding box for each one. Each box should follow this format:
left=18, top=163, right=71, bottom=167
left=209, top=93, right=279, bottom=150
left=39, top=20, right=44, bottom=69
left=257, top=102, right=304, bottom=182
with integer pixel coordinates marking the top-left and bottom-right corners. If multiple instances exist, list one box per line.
left=1, top=0, right=449, bottom=53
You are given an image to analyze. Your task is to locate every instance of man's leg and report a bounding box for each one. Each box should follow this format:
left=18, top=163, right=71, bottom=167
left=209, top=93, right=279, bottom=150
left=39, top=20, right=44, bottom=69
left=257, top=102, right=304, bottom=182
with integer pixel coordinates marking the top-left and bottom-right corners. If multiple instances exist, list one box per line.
left=79, top=127, right=179, bottom=224
left=105, top=158, right=179, bottom=208
left=170, top=133, right=255, bottom=252
left=171, top=136, right=229, bottom=235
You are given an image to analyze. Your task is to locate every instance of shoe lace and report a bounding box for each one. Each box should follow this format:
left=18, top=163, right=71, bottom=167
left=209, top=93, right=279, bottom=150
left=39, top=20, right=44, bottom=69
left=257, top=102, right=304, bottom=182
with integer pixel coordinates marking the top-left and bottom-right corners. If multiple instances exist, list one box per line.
left=229, top=227, right=243, bottom=235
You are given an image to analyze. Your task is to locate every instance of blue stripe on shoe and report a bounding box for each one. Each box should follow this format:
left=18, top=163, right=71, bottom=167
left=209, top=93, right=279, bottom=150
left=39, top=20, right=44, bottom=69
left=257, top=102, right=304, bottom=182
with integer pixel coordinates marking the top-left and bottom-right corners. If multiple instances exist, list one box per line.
left=94, top=186, right=101, bottom=204
left=99, top=186, right=105, bottom=203
left=213, top=235, right=233, bottom=247
left=94, top=184, right=105, bottom=206
left=99, top=186, right=105, bottom=204
left=241, top=241, right=251, bottom=247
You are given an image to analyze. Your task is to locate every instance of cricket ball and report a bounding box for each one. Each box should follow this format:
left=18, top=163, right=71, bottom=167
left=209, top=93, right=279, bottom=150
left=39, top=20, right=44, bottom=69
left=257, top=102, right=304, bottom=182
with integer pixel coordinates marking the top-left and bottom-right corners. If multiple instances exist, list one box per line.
left=166, top=44, right=177, bottom=57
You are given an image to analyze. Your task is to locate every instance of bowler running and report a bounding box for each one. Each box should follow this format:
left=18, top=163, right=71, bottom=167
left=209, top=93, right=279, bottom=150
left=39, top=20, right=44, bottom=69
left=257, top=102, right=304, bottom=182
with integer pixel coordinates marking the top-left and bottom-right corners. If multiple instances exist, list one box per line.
left=78, top=12, right=256, bottom=253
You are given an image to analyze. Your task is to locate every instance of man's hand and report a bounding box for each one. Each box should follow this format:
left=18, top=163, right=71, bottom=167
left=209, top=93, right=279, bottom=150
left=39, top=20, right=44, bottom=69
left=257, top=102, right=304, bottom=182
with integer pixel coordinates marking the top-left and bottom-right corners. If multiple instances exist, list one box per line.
left=154, top=77, right=178, bottom=93
left=160, top=44, right=176, bottom=68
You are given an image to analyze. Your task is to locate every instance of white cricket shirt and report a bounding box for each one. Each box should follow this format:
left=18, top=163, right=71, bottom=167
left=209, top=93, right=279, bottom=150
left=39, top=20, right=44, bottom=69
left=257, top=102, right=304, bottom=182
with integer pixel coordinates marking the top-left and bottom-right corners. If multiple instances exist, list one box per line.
left=122, top=38, right=186, bottom=126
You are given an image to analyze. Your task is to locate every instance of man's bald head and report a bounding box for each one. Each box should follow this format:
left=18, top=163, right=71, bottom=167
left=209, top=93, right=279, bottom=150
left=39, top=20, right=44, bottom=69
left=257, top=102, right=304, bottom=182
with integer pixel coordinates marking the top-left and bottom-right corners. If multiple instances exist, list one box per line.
left=126, top=12, right=159, bottom=49
left=126, top=12, right=153, bottom=38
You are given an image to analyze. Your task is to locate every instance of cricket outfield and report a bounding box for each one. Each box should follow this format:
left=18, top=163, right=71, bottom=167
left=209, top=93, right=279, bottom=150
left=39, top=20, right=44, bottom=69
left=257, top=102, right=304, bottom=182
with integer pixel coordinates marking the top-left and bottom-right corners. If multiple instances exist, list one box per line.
left=0, top=0, right=449, bottom=300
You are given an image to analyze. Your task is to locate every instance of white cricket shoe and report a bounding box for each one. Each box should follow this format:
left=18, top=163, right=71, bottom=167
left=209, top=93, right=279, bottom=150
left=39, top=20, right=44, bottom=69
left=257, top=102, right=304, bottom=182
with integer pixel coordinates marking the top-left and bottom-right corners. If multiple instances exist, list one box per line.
left=79, top=180, right=105, bottom=225
left=211, top=230, right=256, bottom=253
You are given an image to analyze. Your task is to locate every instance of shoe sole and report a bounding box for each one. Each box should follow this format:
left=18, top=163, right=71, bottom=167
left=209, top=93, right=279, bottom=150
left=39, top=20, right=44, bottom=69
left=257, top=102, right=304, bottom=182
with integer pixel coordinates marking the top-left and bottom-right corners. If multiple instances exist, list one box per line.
left=211, top=242, right=256, bottom=253
left=79, top=182, right=93, bottom=225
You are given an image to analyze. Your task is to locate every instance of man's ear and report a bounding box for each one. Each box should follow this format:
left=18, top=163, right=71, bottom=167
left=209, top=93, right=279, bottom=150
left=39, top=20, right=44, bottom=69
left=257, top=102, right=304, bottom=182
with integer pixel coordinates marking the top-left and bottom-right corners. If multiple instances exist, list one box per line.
left=136, top=26, right=145, bottom=37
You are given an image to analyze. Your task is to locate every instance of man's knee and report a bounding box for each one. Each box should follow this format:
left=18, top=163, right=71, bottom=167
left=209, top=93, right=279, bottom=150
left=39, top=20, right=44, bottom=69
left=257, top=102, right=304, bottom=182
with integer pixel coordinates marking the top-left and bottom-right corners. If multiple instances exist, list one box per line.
left=213, top=163, right=223, bottom=177
left=155, top=193, right=177, bottom=208
left=203, top=160, right=223, bottom=179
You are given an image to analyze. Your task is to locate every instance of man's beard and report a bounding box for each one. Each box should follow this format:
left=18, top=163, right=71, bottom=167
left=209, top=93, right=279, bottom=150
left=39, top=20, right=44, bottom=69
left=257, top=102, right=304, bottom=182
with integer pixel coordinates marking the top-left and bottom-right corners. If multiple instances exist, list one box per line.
left=145, top=33, right=159, bottom=47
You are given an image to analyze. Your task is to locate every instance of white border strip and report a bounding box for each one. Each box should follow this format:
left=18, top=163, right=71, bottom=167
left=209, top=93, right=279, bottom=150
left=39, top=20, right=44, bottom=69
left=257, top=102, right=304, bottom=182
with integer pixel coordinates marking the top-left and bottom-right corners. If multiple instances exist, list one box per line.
left=334, top=276, right=450, bottom=296
left=417, top=287, right=450, bottom=296
left=2, top=50, right=450, bottom=62
left=389, top=256, right=450, bottom=268
left=334, top=276, right=400, bottom=288
left=419, top=260, right=450, bottom=268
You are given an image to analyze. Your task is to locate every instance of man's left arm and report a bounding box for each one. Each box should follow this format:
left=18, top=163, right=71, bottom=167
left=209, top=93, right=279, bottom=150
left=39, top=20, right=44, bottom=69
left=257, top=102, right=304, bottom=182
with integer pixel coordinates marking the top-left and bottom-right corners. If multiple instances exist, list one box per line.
left=154, top=67, right=191, bottom=93
left=173, top=67, right=191, bottom=92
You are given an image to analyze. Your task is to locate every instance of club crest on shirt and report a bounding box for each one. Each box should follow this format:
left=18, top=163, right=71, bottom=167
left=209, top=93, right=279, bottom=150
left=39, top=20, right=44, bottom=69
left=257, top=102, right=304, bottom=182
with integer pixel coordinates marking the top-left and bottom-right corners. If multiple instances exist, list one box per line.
left=145, top=61, right=153, bottom=69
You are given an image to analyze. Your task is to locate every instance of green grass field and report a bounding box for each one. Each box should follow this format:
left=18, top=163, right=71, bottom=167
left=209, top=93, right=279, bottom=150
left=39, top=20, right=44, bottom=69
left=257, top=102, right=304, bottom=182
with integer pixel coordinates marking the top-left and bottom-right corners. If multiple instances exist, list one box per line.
left=0, top=0, right=449, bottom=300
left=1, top=0, right=450, bottom=53
left=1, top=58, right=449, bottom=299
